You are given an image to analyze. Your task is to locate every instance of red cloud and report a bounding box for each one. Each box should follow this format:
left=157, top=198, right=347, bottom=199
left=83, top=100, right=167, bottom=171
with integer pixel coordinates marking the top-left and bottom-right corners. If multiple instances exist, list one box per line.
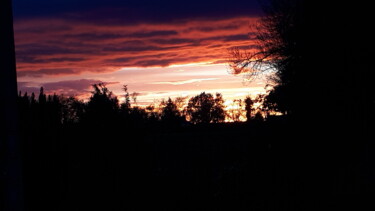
left=14, top=17, right=258, bottom=78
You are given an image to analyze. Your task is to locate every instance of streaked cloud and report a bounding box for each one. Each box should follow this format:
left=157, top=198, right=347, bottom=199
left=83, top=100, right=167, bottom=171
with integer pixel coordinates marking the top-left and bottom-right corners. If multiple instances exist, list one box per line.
left=150, top=78, right=219, bottom=85
left=14, top=17, right=258, bottom=77
left=18, top=68, right=78, bottom=77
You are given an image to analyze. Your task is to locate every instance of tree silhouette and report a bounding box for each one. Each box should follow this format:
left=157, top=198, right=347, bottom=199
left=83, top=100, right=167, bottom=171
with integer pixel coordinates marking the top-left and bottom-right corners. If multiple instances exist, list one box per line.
left=38, top=87, right=46, bottom=104
left=212, top=93, right=226, bottom=123
left=61, top=96, right=85, bottom=124
left=229, top=0, right=303, bottom=115
left=244, top=96, right=254, bottom=121
left=84, top=83, right=119, bottom=126
left=30, top=92, right=36, bottom=104
left=187, top=92, right=226, bottom=124
left=145, top=104, right=160, bottom=122
left=253, top=111, right=264, bottom=122
left=119, top=84, right=131, bottom=119
left=161, top=98, right=183, bottom=123
left=262, top=88, right=286, bottom=116
left=121, top=85, right=131, bottom=110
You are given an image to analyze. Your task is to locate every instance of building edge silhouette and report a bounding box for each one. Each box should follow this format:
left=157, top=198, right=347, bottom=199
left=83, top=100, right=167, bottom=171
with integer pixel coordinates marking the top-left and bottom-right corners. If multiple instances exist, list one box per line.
left=0, top=0, right=24, bottom=210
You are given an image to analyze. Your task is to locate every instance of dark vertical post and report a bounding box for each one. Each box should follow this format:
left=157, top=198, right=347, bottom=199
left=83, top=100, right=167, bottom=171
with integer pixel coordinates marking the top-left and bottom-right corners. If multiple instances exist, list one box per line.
left=0, top=0, right=24, bottom=211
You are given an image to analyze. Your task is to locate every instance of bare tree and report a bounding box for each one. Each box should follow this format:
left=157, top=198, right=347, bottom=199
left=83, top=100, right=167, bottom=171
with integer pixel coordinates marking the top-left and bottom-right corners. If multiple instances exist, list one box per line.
left=229, top=0, right=302, bottom=80
left=229, top=0, right=303, bottom=115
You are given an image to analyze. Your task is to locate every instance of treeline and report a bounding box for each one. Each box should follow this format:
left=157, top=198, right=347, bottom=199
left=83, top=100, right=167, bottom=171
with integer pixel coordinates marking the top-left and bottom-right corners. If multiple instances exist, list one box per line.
left=18, top=83, right=277, bottom=131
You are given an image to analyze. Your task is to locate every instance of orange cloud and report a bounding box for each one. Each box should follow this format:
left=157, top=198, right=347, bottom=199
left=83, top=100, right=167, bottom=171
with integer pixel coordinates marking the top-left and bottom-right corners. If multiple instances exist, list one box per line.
left=14, top=17, right=258, bottom=78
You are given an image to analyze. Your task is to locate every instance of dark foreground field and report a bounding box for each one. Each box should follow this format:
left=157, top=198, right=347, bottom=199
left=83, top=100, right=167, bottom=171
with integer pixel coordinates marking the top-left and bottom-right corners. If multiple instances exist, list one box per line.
left=20, top=118, right=375, bottom=211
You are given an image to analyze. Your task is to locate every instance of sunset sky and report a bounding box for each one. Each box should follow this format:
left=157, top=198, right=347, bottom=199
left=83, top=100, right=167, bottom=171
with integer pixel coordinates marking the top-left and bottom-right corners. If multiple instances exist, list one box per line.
left=13, top=0, right=265, bottom=106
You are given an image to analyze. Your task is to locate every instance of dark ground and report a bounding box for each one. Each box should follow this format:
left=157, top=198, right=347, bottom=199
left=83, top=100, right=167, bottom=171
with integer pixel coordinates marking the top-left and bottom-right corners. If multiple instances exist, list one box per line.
left=20, top=117, right=375, bottom=211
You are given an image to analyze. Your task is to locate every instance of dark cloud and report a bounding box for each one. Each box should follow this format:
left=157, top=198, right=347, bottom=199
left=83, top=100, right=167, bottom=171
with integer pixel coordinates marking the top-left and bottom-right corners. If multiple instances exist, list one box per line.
left=127, top=30, right=179, bottom=38
left=192, top=24, right=245, bottom=32
left=42, top=57, right=87, bottom=63
left=208, top=44, right=224, bottom=49
left=105, top=57, right=133, bottom=64
left=150, top=38, right=198, bottom=45
left=18, top=79, right=119, bottom=96
left=43, top=79, right=118, bottom=92
left=64, top=33, right=124, bottom=41
left=18, top=25, right=73, bottom=34
left=230, top=45, right=258, bottom=50
left=222, top=34, right=252, bottom=42
left=133, top=56, right=205, bottom=67
left=151, top=34, right=254, bottom=47
left=16, top=43, right=93, bottom=56
left=104, top=53, right=180, bottom=66
left=13, top=0, right=261, bottom=24
left=102, top=45, right=168, bottom=53
left=17, top=56, right=86, bottom=64
left=134, top=59, right=176, bottom=67
left=201, top=33, right=255, bottom=43
left=63, top=30, right=178, bottom=41
left=17, top=68, right=78, bottom=77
